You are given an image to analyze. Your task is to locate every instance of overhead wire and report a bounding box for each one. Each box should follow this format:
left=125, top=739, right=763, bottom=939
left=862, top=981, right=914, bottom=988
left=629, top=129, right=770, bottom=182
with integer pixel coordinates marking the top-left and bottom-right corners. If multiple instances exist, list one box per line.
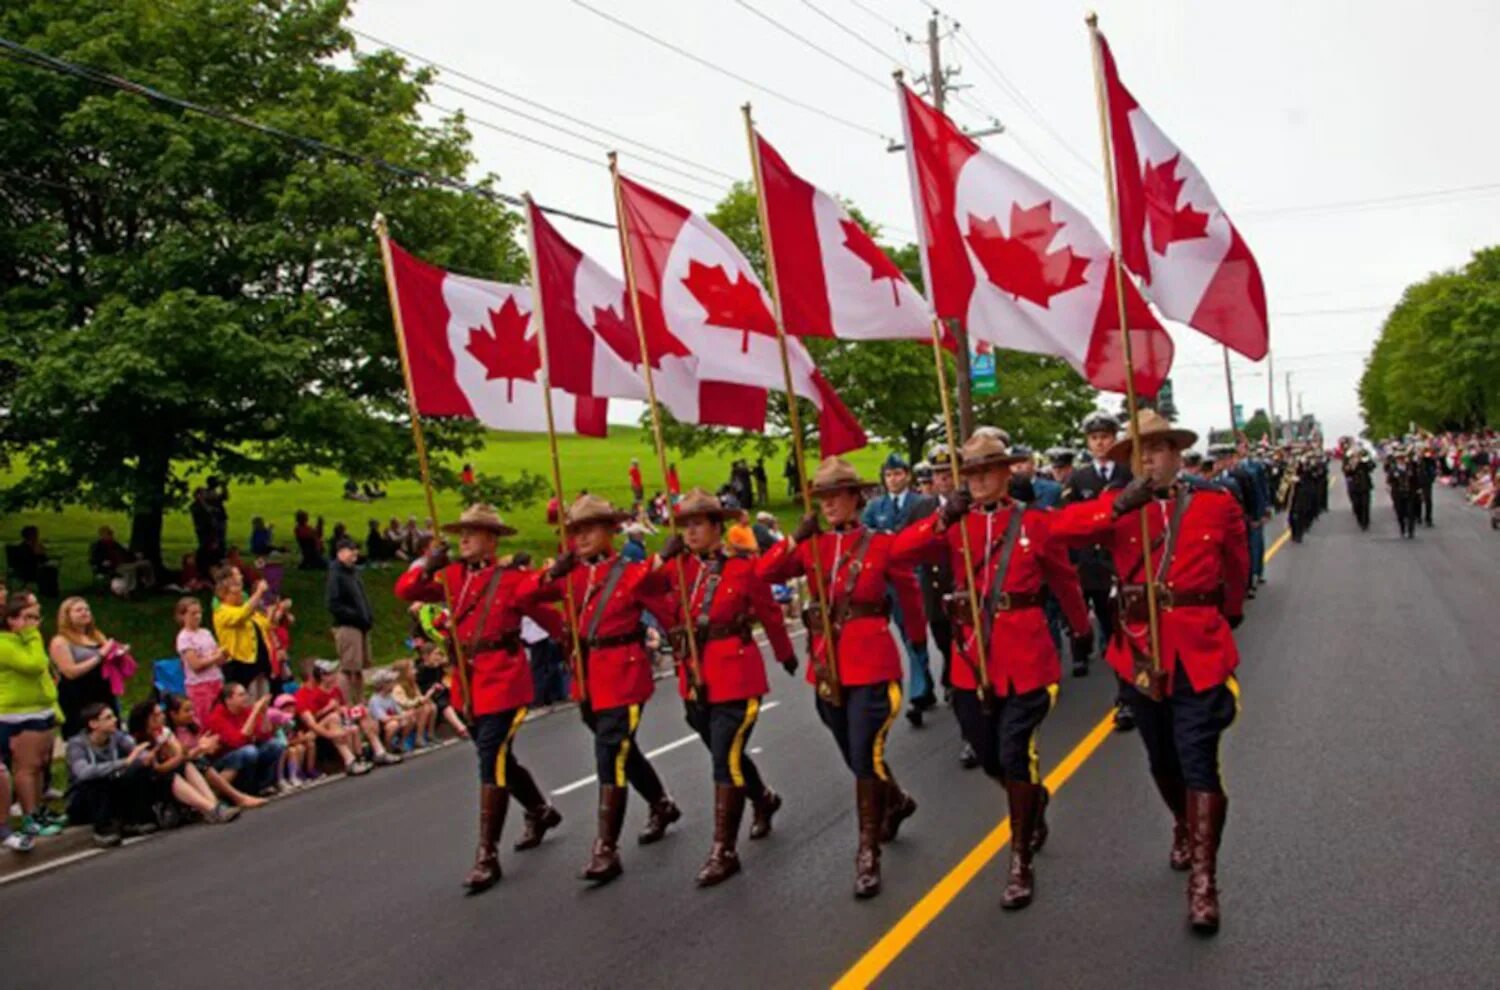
left=731, top=0, right=888, bottom=91
left=801, top=0, right=916, bottom=71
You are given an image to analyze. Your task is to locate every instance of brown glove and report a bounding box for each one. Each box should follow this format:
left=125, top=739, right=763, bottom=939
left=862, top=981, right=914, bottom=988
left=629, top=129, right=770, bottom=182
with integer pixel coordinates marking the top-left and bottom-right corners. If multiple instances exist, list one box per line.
left=792, top=512, right=821, bottom=544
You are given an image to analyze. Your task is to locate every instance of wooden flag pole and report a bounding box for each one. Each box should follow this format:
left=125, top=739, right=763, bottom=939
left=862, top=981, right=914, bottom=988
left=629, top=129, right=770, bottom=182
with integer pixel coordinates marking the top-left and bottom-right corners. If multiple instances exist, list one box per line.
left=1221, top=345, right=1240, bottom=445
left=521, top=194, right=587, bottom=704
left=607, top=153, right=706, bottom=702
left=1085, top=13, right=1164, bottom=694
left=740, top=104, right=842, bottom=704
left=373, top=213, right=472, bottom=719
left=925, top=318, right=994, bottom=702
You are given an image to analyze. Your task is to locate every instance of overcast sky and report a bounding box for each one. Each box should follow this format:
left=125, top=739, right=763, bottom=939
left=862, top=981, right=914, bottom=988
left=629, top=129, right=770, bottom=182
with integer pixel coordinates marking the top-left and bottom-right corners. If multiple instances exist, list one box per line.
left=353, top=0, right=1500, bottom=445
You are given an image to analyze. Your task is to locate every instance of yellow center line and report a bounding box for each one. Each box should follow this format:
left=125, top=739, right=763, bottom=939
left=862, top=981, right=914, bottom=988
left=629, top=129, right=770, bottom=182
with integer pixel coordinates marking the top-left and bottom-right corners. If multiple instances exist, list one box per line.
left=833, top=523, right=1293, bottom=989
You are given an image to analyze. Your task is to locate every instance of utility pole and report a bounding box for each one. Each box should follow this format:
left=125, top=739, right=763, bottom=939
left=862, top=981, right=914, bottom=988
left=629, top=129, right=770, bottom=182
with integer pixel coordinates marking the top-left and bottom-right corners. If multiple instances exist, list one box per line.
left=1266, top=349, right=1276, bottom=442
left=1285, top=370, right=1294, bottom=440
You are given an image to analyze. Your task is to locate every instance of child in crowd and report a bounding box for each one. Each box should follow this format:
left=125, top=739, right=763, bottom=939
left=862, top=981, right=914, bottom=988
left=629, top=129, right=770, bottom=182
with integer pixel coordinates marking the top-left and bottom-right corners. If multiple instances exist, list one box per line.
left=175, top=597, right=226, bottom=723
left=415, top=641, right=469, bottom=739
left=392, top=659, right=438, bottom=749
left=163, top=694, right=266, bottom=810
left=366, top=668, right=412, bottom=754
left=293, top=659, right=402, bottom=774
left=266, top=694, right=310, bottom=791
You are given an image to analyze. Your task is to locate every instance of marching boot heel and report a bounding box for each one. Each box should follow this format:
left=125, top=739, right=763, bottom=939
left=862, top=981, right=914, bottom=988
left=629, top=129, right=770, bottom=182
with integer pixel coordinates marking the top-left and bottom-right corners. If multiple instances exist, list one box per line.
left=464, top=785, right=508, bottom=894
left=748, top=787, right=781, bottom=840
left=581, top=785, right=627, bottom=884
left=696, top=785, right=745, bottom=887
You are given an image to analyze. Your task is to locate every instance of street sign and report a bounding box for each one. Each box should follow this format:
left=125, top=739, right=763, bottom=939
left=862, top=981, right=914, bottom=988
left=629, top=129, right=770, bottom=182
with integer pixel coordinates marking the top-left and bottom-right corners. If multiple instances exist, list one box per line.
left=1233, top=403, right=1245, bottom=428
left=971, top=347, right=996, bottom=396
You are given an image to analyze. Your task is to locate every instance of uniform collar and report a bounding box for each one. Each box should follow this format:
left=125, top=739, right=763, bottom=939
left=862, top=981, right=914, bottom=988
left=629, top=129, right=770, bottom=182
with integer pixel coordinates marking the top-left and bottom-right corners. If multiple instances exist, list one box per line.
left=584, top=550, right=615, bottom=566
left=832, top=521, right=861, bottom=534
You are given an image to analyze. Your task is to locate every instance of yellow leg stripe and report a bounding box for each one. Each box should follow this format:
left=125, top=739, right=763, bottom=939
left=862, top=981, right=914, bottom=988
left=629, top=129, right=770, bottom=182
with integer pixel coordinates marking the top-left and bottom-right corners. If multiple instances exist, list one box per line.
left=1027, top=686, right=1061, bottom=784
left=872, top=682, right=903, bottom=782
left=494, top=707, right=528, bottom=788
left=1226, top=675, right=1242, bottom=721
left=614, top=704, right=641, bottom=788
left=727, top=698, right=761, bottom=788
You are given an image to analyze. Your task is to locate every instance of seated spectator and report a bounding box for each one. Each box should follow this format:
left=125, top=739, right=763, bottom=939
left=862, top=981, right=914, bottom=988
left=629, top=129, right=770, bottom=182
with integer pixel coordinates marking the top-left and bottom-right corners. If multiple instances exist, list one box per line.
left=293, top=660, right=387, bottom=775
left=392, top=659, right=437, bottom=748
left=460, top=463, right=476, bottom=486
left=621, top=523, right=649, bottom=563
left=267, top=694, right=315, bottom=789
left=415, top=642, right=469, bottom=739
left=1, top=595, right=64, bottom=841
left=163, top=694, right=265, bottom=810
left=175, top=596, right=227, bottom=723
left=366, top=519, right=396, bottom=564
left=361, top=482, right=387, bottom=500
left=249, top=517, right=284, bottom=557
left=293, top=510, right=327, bottom=570
left=202, top=683, right=285, bottom=797
left=10, top=525, right=61, bottom=598
left=383, top=518, right=409, bottom=561
left=726, top=512, right=759, bottom=557
left=366, top=668, right=413, bottom=753
left=50, top=596, right=120, bottom=738
left=65, top=703, right=165, bottom=847
left=752, top=511, right=783, bottom=552
left=125, top=699, right=238, bottom=825
left=342, top=478, right=371, bottom=502
left=89, top=526, right=156, bottom=598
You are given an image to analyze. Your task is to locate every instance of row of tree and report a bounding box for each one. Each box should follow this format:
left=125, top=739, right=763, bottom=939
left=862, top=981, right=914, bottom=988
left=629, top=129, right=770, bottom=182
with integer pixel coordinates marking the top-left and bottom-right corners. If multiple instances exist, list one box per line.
left=1358, top=246, right=1500, bottom=437
left=0, top=0, right=1097, bottom=567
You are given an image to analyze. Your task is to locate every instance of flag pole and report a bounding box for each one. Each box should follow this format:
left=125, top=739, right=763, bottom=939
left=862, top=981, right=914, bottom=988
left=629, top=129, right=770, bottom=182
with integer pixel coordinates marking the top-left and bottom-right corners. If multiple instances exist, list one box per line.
left=1222, top=345, right=1239, bottom=445
left=740, top=104, right=844, bottom=705
left=373, top=213, right=472, bottom=719
left=607, top=153, right=706, bottom=703
left=1085, top=14, right=1164, bottom=695
left=925, top=316, right=994, bottom=702
left=521, top=195, right=587, bottom=704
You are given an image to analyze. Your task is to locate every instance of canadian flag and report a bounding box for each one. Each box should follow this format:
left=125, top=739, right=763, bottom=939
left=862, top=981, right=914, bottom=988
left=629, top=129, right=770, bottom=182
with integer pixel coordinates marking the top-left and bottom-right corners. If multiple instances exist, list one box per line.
left=752, top=129, right=933, bottom=341
left=527, top=201, right=767, bottom=429
left=614, top=172, right=867, bottom=455
left=1097, top=31, right=1268, bottom=360
left=897, top=82, right=1173, bottom=397
left=386, top=239, right=607, bottom=436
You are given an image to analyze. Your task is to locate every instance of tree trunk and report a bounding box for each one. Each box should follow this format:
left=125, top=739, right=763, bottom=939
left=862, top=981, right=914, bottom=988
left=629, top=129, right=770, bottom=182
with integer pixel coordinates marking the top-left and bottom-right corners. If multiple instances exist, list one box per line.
left=128, top=444, right=173, bottom=573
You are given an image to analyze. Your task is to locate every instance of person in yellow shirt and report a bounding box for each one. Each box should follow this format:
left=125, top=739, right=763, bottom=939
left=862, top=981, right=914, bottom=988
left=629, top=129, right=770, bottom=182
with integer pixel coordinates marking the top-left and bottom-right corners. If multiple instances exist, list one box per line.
left=212, top=571, right=275, bottom=700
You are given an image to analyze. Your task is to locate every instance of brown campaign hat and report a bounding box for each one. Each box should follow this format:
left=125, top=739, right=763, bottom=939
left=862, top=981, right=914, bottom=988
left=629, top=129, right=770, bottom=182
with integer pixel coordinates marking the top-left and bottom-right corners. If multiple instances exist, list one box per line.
left=672, top=487, right=734, bottom=523
left=441, top=503, right=517, bottom=537
left=1105, top=409, right=1199, bottom=463
left=958, top=431, right=1030, bottom=474
left=809, top=456, right=875, bottom=496
left=562, top=493, right=635, bottom=531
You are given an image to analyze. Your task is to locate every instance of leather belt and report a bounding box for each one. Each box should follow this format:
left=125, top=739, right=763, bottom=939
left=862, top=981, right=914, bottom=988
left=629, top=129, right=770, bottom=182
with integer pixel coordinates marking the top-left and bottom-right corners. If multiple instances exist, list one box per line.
left=669, top=619, right=752, bottom=648
left=586, top=630, right=645, bottom=650
left=1119, top=584, right=1223, bottom=609
left=944, top=590, right=1045, bottom=621
left=472, top=632, right=523, bottom=654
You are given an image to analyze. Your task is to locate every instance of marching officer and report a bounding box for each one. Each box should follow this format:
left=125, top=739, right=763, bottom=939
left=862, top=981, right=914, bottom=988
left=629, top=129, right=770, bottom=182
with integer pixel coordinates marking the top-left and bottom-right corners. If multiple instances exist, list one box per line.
left=655, top=488, right=800, bottom=886
left=1063, top=413, right=1136, bottom=727
left=892, top=432, right=1092, bottom=910
left=757, top=457, right=927, bottom=899
left=394, top=504, right=565, bottom=894
left=1052, top=411, right=1248, bottom=935
left=1386, top=448, right=1422, bottom=539
left=1343, top=448, right=1374, bottom=531
left=541, top=494, right=682, bottom=885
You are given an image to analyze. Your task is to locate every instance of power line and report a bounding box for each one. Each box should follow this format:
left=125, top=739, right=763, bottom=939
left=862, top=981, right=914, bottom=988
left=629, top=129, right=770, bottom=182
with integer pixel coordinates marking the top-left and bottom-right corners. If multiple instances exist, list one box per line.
left=732, top=0, right=887, bottom=90
left=0, top=35, right=615, bottom=229
left=350, top=29, right=739, bottom=184
left=569, top=0, right=890, bottom=141
left=842, top=0, right=911, bottom=37
left=1239, top=181, right=1500, bottom=221
left=801, top=0, right=914, bottom=70
left=1271, top=305, right=1390, bottom=318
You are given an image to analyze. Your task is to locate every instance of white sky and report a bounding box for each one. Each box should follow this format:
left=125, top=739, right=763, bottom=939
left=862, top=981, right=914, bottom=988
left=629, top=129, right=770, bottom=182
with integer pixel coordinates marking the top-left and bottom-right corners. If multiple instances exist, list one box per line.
left=352, top=0, right=1500, bottom=443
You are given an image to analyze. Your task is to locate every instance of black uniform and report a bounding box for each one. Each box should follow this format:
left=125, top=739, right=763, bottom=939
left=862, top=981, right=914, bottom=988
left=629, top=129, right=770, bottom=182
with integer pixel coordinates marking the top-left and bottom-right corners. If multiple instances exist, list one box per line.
left=1387, top=458, right=1422, bottom=538
left=1417, top=452, right=1438, bottom=526
left=1343, top=456, right=1374, bottom=530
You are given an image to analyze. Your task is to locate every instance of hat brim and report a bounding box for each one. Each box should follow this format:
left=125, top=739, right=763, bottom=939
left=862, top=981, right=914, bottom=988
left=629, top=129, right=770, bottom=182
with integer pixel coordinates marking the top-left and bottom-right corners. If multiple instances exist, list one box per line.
left=673, top=505, right=735, bottom=523
left=809, top=477, right=876, bottom=497
left=440, top=520, right=517, bottom=536
left=958, top=452, right=1030, bottom=474
left=562, top=511, right=636, bottom=532
left=1106, top=427, right=1199, bottom=463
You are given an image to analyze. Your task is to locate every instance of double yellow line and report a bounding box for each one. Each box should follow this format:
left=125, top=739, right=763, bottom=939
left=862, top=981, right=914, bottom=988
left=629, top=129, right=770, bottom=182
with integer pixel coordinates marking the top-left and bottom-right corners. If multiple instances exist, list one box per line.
left=833, top=526, right=1293, bottom=988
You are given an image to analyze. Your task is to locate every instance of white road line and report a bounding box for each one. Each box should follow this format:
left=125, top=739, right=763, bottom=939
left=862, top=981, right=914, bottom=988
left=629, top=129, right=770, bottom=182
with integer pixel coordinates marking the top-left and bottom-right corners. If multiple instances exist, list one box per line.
left=549, top=700, right=781, bottom=797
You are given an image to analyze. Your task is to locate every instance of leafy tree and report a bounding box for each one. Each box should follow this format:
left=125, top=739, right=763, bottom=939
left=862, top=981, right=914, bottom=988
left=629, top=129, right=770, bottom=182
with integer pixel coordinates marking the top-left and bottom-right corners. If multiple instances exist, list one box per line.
left=0, top=0, right=528, bottom=564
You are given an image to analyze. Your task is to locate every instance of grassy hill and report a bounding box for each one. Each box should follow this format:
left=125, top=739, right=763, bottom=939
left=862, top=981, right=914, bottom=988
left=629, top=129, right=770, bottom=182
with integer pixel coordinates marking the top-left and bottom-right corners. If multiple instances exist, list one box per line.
left=3, top=427, right=894, bottom=710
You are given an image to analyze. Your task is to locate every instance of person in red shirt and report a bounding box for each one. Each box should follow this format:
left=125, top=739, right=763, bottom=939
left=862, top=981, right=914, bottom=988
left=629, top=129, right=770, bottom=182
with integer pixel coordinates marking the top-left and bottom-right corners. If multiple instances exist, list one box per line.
left=535, top=494, right=681, bottom=885
left=294, top=660, right=371, bottom=776
left=756, top=457, right=927, bottom=900
left=892, top=431, right=1092, bottom=910
left=665, top=462, right=681, bottom=497
left=628, top=459, right=644, bottom=504
left=1051, top=410, right=1247, bottom=935
left=202, top=683, right=285, bottom=797
left=654, top=489, right=799, bottom=887
left=394, top=504, right=566, bottom=894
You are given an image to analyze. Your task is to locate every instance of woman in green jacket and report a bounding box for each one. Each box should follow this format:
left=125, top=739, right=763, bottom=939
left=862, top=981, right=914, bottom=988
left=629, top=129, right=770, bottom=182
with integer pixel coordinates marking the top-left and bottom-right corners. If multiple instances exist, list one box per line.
left=0, top=595, right=65, bottom=839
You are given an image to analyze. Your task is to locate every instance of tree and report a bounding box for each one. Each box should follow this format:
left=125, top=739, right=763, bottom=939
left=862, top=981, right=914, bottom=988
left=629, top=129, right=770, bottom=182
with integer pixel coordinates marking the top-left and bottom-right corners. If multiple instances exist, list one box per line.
left=1358, top=247, right=1500, bottom=436
left=0, top=0, right=525, bottom=564
left=651, top=182, right=1095, bottom=464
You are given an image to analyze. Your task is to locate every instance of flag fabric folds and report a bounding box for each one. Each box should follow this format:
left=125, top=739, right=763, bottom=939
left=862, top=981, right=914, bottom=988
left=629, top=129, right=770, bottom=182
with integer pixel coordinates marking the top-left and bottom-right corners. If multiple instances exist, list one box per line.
left=614, top=172, right=867, bottom=455
left=386, top=239, right=608, bottom=436
left=897, top=82, right=1174, bottom=398
left=1096, top=31, right=1268, bottom=361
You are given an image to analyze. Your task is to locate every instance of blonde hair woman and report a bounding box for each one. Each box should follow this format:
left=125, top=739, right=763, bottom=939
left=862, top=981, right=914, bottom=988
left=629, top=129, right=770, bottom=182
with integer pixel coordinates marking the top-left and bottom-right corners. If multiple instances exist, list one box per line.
left=49, top=597, right=119, bottom=737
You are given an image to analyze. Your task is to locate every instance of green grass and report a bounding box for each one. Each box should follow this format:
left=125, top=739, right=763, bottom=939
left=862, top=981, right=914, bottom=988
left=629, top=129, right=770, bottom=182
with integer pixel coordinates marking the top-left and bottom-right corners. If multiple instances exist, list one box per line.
left=4, top=427, right=893, bottom=712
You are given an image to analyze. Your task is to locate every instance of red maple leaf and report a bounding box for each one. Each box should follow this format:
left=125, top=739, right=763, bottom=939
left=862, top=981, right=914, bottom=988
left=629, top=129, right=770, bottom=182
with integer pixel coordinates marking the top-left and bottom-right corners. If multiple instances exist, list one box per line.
left=1142, top=155, right=1209, bottom=257
left=965, top=202, right=1091, bottom=308
left=464, top=295, right=539, bottom=402
left=840, top=218, right=905, bottom=306
left=589, top=294, right=691, bottom=369
left=680, top=260, right=776, bottom=353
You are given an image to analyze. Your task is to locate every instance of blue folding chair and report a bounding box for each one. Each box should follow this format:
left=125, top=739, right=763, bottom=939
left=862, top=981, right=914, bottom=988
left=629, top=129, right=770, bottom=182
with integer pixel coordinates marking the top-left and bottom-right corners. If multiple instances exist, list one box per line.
left=152, top=658, right=186, bottom=698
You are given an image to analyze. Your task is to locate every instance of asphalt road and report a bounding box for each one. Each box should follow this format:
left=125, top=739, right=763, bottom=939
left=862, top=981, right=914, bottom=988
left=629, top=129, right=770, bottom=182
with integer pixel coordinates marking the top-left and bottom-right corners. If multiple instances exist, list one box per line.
left=3, top=483, right=1495, bottom=989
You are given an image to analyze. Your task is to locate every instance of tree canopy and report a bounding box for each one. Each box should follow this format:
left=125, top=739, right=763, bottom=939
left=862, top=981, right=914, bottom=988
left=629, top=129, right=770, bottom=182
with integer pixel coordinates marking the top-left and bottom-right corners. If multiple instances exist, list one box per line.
left=0, top=0, right=523, bottom=560
left=1358, top=246, right=1500, bottom=437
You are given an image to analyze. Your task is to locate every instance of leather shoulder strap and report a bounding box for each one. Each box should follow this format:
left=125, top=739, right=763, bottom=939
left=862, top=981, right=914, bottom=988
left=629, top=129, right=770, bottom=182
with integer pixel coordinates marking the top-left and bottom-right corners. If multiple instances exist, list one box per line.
left=694, top=556, right=727, bottom=627
left=583, top=557, right=629, bottom=643
left=1155, top=488, right=1195, bottom=582
left=465, top=566, right=506, bottom=657
left=982, top=509, right=1026, bottom=631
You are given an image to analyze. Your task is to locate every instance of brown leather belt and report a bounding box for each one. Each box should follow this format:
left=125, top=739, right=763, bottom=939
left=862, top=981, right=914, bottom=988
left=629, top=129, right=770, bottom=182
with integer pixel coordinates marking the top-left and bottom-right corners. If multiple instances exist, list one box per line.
left=802, top=601, right=890, bottom=627
left=472, top=633, right=523, bottom=654
left=669, top=619, right=752, bottom=648
left=944, top=590, right=1045, bottom=623
left=586, top=630, right=645, bottom=650
left=1120, top=584, right=1223, bottom=610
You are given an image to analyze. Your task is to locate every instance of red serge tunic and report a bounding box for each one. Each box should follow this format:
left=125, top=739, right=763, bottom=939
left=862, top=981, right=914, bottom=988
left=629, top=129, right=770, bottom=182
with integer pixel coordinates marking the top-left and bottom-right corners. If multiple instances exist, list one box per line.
left=661, top=551, right=796, bottom=703
left=538, top=553, right=669, bottom=711
left=1051, top=486, right=1248, bottom=693
left=891, top=504, right=1088, bottom=695
left=394, top=560, right=549, bottom=716
left=756, top=526, right=925, bottom=689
